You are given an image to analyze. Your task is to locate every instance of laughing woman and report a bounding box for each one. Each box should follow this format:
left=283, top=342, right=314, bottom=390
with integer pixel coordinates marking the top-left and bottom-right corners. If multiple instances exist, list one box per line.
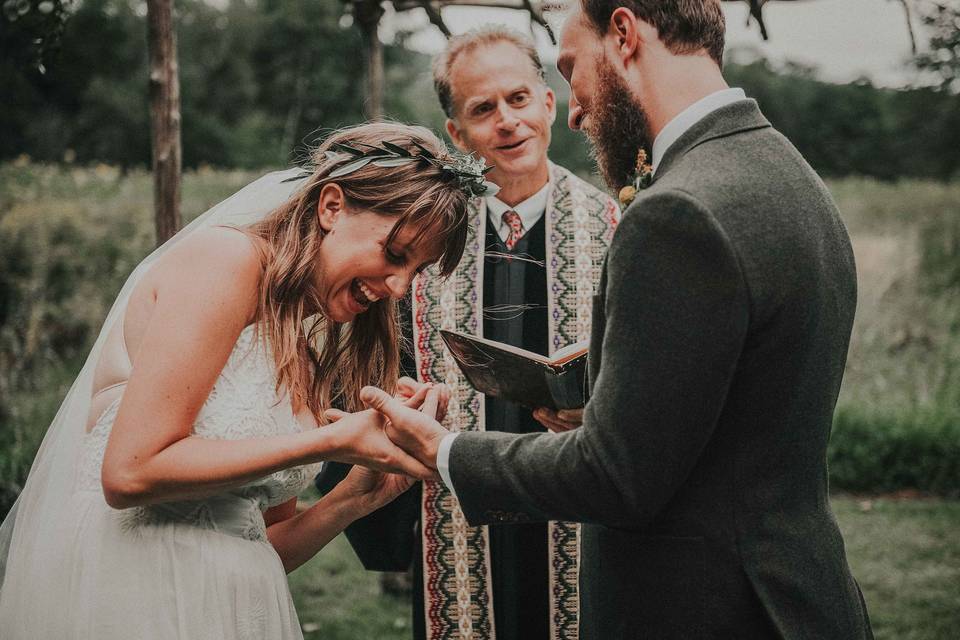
left=0, top=122, right=482, bottom=639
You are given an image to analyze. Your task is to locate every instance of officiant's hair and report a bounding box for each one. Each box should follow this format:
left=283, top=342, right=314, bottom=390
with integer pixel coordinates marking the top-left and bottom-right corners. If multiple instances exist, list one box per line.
left=580, top=0, right=725, bottom=66
left=245, top=122, right=470, bottom=420
left=433, top=25, right=547, bottom=118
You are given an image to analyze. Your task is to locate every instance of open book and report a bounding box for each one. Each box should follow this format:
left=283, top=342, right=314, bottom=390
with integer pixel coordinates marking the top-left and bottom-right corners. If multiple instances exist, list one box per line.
left=439, top=329, right=588, bottom=411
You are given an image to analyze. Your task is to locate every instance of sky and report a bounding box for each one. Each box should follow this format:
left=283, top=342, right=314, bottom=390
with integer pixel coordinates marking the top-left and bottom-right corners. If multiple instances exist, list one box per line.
left=382, top=0, right=923, bottom=88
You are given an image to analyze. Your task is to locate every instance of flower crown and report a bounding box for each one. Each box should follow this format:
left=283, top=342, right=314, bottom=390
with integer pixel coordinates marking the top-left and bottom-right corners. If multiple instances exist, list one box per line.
left=292, top=140, right=499, bottom=199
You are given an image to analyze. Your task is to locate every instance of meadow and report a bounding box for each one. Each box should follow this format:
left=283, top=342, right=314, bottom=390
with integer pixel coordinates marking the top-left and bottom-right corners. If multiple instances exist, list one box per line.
left=1, top=162, right=958, bottom=637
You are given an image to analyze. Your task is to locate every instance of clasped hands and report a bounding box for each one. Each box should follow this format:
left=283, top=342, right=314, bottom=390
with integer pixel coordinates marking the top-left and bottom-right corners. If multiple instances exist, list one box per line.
left=321, top=378, right=450, bottom=483
left=324, top=377, right=584, bottom=484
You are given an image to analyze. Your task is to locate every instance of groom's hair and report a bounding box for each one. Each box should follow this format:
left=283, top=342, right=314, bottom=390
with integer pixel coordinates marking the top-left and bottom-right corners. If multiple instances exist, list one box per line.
left=433, top=25, right=547, bottom=119
left=580, top=0, right=725, bottom=66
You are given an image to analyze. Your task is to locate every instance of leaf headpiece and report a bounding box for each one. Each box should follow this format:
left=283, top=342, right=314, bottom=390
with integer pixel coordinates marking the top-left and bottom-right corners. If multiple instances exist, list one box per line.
left=287, top=140, right=499, bottom=199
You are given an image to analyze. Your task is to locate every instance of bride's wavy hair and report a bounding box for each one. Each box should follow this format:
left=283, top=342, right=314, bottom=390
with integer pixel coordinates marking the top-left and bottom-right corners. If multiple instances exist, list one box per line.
left=246, top=122, right=469, bottom=419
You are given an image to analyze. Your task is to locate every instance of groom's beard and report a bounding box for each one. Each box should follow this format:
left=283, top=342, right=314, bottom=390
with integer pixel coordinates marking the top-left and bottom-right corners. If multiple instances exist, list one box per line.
left=582, top=59, right=654, bottom=191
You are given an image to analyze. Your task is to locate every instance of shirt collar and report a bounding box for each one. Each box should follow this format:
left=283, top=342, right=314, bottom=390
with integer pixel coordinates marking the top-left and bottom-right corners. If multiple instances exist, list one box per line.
left=485, top=180, right=551, bottom=233
left=651, top=88, right=747, bottom=173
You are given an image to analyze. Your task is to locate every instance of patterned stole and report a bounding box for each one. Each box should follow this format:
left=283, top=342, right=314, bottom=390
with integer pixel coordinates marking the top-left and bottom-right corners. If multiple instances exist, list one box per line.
left=412, top=164, right=618, bottom=640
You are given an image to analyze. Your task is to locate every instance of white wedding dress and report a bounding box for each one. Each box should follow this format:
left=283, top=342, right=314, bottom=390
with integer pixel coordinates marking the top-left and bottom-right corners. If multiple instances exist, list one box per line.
left=1, top=318, right=320, bottom=639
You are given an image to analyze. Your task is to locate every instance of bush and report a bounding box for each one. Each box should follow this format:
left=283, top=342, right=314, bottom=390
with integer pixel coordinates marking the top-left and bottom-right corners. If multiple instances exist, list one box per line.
left=829, top=405, right=960, bottom=496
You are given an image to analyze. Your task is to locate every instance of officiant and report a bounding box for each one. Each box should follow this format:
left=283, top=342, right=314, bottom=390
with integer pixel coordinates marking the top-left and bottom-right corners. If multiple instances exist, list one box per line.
left=316, top=26, right=618, bottom=640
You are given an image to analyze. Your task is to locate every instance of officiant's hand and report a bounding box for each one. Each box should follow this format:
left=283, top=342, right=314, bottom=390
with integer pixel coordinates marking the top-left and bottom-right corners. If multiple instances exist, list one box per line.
left=534, top=408, right=583, bottom=433
left=360, top=385, right=449, bottom=471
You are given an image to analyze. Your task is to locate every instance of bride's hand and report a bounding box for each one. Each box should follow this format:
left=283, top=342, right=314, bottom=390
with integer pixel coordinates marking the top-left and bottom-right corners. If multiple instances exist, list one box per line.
left=396, top=377, right=451, bottom=422
left=320, top=407, right=438, bottom=481
left=339, top=465, right=416, bottom=515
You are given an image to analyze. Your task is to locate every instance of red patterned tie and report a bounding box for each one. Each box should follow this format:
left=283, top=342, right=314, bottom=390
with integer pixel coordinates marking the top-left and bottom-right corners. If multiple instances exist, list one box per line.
left=502, top=209, right=525, bottom=251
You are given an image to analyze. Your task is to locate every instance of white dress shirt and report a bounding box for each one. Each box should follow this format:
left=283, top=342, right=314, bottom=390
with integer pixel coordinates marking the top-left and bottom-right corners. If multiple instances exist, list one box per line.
left=437, top=88, right=749, bottom=494
left=651, top=88, right=746, bottom=174
left=485, top=180, right=551, bottom=243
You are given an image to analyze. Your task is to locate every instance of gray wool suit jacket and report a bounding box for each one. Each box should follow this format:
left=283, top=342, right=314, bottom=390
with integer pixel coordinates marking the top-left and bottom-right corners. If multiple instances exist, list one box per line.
left=447, top=100, right=873, bottom=639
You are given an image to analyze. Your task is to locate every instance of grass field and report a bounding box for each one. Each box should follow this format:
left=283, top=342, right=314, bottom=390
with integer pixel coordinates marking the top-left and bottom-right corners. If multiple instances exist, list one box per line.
left=288, top=495, right=960, bottom=640
left=834, top=497, right=960, bottom=640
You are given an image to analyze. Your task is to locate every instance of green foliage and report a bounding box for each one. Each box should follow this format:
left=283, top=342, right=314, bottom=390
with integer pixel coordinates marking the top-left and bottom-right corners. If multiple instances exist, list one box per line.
left=6, top=0, right=960, bottom=182
left=0, top=0, right=429, bottom=169
left=829, top=405, right=960, bottom=495
left=0, top=0, right=72, bottom=72
left=725, top=57, right=960, bottom=180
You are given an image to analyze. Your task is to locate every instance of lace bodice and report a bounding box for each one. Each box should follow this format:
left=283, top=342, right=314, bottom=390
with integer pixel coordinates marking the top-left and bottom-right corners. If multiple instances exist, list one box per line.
left=79, top=325, right=321, bottom=542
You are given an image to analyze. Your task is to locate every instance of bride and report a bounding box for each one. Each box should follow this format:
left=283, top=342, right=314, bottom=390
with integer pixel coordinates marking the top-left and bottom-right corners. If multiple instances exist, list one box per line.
left=0, top=122, right=483, bottom=638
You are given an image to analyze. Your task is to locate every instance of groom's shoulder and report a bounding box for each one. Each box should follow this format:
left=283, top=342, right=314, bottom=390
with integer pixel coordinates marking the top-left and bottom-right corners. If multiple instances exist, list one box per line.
left=657, top=125, right=829, bottom=219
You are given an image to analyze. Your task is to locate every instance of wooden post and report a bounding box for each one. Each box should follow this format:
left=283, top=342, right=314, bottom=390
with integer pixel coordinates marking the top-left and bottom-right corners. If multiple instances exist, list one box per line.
left=147, top=0, right=182, bottom=246
left=355, top=0, right=385, bottom=120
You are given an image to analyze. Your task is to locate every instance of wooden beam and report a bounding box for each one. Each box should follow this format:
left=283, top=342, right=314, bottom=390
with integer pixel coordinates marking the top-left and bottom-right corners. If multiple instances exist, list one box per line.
left=146, top=0, right=182, bottom=246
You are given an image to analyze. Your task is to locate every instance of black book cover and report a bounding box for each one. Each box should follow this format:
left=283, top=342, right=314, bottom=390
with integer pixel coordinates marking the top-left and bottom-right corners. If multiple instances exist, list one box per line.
left=439, top=330, right=587, bottom=410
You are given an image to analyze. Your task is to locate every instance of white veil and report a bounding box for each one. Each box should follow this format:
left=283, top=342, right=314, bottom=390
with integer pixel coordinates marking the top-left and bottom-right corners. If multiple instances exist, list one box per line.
left=0, top=168, right=306, bottom=600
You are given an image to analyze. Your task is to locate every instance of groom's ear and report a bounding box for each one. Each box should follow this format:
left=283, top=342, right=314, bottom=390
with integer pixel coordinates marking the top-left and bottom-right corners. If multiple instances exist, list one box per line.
left=316, top=183, right=347, bottom=232
left=608, top=7, right=642, bottom=66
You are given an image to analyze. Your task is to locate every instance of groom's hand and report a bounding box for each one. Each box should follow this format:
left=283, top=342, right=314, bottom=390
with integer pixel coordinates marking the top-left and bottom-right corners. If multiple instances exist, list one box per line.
left=360, top=385, right=448, bottom=471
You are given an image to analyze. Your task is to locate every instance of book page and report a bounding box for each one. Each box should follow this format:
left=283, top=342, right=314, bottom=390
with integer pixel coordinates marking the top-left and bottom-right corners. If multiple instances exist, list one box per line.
left=550, top=339, right=589, bottom=365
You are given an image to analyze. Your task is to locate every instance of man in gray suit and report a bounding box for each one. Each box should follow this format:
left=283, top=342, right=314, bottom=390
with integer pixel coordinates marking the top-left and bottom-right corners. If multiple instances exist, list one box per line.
left=361, top=1, right=874, bottom=637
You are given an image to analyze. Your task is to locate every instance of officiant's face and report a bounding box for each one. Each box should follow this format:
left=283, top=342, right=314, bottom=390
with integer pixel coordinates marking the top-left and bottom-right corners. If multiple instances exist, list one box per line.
left=445, top=41, right=556, bottom=191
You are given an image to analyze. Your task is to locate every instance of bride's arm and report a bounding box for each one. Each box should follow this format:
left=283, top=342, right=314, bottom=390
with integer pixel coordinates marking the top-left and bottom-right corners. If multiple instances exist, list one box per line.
left=100, top=229, right=430, bottom=509
left=265, top=402, right=442, bottom=572
left=265, top=461, right=418, bottom=573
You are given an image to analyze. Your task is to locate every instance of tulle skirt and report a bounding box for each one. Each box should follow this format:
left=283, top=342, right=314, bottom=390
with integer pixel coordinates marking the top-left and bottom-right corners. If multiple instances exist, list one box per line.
left=0, top=490, right=304, bottom=640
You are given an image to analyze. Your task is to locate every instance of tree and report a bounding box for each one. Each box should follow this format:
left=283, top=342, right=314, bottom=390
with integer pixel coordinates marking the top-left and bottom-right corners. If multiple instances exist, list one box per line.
left=914, top=1, right=960, bottom=93
left=146, top=0, right=181, bottom=244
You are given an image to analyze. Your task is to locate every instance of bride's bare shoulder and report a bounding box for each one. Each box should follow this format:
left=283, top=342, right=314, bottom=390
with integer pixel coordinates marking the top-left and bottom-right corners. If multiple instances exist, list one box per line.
left=139, top=227, right=264, bottom=316
left=157, top=227, right=261, bottom=277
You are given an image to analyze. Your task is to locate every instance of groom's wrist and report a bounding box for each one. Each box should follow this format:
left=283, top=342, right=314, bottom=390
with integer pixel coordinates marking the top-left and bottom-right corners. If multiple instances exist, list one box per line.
left=420, top=428, right=450, bottom=471
left=436, top=432, right=459, bottom=493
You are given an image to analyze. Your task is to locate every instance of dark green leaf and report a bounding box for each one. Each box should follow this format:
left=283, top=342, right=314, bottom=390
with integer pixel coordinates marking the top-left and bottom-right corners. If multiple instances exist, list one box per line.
left=381, top=141, right=412, bottom=157
left=329, top=157, right=373, bottom=177
left=411, top=140, right=436, bottom=159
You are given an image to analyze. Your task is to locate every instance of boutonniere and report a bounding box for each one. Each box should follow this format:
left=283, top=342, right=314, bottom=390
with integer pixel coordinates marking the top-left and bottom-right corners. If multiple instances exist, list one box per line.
left=618, top=149, right=653, bottom=207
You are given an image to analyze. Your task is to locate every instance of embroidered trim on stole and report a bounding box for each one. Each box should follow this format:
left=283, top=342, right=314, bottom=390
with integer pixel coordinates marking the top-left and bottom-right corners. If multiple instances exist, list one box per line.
left=413, top=164, right=618, bottom=639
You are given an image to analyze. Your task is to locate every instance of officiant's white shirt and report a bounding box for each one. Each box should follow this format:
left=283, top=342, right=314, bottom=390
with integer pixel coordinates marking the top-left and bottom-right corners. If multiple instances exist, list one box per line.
left=486, top=181, right=550, bottom=243
left=436, top=88, right=749, bottom=496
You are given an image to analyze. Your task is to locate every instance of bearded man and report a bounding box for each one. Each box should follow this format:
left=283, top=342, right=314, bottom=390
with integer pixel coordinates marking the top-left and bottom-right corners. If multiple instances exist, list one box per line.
left=317, top=26, right=618, bottom=640
left=360, top=2, right=875, bottom=639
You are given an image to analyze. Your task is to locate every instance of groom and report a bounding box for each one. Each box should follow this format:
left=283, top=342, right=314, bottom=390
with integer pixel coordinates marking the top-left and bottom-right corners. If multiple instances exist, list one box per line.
left=363, top=1, right=874, bottom=638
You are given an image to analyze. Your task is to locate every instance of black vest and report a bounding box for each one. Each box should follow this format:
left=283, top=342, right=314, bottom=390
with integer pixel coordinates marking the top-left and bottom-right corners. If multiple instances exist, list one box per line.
left=481, top=212, right=550, bottom=640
